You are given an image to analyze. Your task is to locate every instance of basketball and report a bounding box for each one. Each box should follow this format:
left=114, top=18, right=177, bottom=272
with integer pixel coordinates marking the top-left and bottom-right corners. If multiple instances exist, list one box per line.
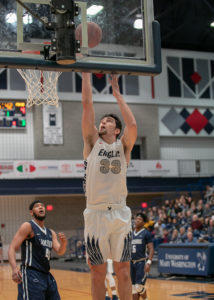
left=75, top=21, right=102, bottom=48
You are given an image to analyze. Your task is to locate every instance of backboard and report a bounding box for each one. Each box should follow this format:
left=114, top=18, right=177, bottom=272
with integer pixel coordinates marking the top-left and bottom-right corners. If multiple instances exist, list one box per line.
left=0, top=0, right=161, bottom=75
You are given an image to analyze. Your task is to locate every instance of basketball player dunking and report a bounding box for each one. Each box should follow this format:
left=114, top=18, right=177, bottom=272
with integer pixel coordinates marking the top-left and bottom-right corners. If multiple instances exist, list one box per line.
left=82, top=73, right=137, bottom=300
left=8, top=200, right=67, bottom=300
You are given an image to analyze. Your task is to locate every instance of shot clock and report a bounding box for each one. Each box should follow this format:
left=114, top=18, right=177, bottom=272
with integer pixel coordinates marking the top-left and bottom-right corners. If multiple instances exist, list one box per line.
left=0, top=101, right=26, bottom=128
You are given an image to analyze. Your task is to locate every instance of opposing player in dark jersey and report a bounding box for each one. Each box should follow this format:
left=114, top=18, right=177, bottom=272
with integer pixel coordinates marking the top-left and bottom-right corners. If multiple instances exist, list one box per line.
left=8, top=200, right=67, bottom=300
left=131, top=213, right=154, bottom=300
left=82, top=73, right=137, bottom=300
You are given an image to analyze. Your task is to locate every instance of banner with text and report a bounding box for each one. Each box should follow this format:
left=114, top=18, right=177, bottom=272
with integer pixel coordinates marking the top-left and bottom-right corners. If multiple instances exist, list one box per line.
left=0, top=160, right=178, bottom=179
left=158, top=244, right=214, bottom=276
left=141, top=160, right=178, bottom=177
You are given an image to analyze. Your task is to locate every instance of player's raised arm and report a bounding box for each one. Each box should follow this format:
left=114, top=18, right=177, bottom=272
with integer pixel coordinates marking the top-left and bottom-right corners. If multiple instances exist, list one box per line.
left=81, top=73, right=98, bottom=158
left=51, top=230, right=67, bottom=256
left=109, top=75, right=137, bottom=160
left=8, top=222, right=32, bottom=284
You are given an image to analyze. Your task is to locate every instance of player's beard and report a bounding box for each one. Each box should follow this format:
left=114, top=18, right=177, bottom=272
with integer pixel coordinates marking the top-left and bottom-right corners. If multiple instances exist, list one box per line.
left=33, top=212, right=46, bottom=221
left=98, top=129, right=107, bottom=137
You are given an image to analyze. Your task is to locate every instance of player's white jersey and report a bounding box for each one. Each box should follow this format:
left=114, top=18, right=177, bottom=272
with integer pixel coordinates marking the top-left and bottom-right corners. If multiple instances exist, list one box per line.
left=84, top=138, right=127, bottom=208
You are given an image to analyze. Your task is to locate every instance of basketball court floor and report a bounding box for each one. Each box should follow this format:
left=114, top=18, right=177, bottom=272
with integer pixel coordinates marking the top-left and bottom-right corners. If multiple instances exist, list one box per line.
left=1, top=263, right=214, bottom=300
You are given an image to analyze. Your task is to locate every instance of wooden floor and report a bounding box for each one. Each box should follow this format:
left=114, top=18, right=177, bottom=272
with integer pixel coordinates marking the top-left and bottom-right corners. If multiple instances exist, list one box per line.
left=1, top=263, right=214, bottom=300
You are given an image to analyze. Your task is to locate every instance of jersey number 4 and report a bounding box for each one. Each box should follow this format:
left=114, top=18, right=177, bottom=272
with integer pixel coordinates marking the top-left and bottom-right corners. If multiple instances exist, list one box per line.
left=132, top=245, right=136, bottom=253
left=100, top=159, right=121, bottom=174
left=45, top=248, right=51, bottom=260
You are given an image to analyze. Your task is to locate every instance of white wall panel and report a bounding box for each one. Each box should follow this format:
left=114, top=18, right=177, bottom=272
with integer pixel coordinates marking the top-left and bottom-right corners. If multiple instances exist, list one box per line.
left=178, top=160, right=197, bottom=177
left=178, top=160, right=214, bottom=177
left=0, top=110, right=34, bottom=159
left=0, top=196, right=35, bottom=245
left=200, top=160, right=214, bottom=176
left=160, top=137, right=214, bottom=160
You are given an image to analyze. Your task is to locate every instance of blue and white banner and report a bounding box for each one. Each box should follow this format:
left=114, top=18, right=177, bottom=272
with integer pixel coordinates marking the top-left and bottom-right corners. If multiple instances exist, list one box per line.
left=158, top=244, right=214, bottom=276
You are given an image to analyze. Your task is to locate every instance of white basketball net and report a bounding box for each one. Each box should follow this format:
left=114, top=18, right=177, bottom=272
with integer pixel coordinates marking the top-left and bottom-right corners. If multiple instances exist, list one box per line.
left=17, top=69, right=62, bottom=107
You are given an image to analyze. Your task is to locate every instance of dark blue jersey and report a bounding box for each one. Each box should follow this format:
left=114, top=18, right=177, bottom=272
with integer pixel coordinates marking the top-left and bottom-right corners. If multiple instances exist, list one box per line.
left=131, top=228, right=152, bottom=260
left=21, top=220, right=52, bottom=273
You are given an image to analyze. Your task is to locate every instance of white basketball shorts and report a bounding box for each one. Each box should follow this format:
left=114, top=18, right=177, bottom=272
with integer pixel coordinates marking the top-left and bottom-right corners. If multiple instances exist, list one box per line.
left=83, top=205, right=132, bottom=265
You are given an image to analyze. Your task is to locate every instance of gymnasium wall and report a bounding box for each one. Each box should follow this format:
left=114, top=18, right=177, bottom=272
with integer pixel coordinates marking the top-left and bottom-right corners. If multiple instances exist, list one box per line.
left=0, top=193, right=166, bottom=246
left=33, top=102, right=159, bottom=160
left=0, top=110, right=34, bottom=160
left=0, top=49, right=214, bottom=161
left=160, top=137, right=214, bottom=160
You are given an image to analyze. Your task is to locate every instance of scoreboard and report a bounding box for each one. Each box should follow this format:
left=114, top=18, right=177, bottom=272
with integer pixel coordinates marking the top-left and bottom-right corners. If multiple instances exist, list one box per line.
left=0, top=101, right=26, bottom=128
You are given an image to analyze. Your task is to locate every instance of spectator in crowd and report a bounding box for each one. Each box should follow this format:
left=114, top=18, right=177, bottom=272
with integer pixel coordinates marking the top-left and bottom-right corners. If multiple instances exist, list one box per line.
left=186, top=196, right=193, bottom=208
left=186, top=210, right=193, bottom=226
left=139, top=185, right=214, bottom=247
left=191, top=214, right=203, bottom=232
left=203, top=203, right=212, bottom=218
left=153, top=220, right=164, bottom=250
left=187, top=226, right=193, bottom=234
left=162, top=229, right=170, bottom=243
left=144, top=218, right=155, bottom=233
left=204, top=185, right=214, bottom=201
left=151, top=206, right=158, bottom=221
left=203, top=216, right=210, bottom=232
left=147, top=209, right=155, bottom=223
left=173, top=203, right=182, bottom=214
left=177, top=212, right=187, bottom=227
left=207, top=218, right=214, bottom=242
left=165, top=217, right=173, bottom=232
left=177, top=227, right=187, bottom=243
left=171, top=217, right=179, bottom=230
left=185, top=231, right=198, bottom=243
left=195, top=201, right=204, bottom=218
left=170, top=229, right=179, bottom=243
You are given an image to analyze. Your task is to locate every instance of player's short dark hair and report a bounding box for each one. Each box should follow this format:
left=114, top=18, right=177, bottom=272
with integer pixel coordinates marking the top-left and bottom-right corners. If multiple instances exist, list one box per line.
left=100, top=113, right=122, bottom=138
left=29, top=200, right=44, bottom=210
left=136, top=212, right=148, bottom=223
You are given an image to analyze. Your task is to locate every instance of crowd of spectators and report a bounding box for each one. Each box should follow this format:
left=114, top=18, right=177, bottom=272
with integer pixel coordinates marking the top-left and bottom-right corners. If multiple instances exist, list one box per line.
left=134, top=184, right=214, bottom=250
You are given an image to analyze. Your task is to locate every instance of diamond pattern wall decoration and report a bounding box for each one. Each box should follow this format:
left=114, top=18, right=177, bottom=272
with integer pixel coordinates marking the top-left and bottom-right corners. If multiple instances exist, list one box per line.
left=191, top=72, right=202, bottom=84
left=185, top=109, right=208, bottom=133
left=161, top=108, right=185, bottom=134
left=160, top=107, right=214, bottom=136
left=167, top=57, right=214, bottom=99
